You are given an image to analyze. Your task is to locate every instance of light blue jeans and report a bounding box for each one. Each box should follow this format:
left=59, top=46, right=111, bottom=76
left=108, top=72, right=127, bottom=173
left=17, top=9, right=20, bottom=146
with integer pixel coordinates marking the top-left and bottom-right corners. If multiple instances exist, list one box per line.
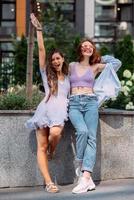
left=69, top=95, right=99, bottom=173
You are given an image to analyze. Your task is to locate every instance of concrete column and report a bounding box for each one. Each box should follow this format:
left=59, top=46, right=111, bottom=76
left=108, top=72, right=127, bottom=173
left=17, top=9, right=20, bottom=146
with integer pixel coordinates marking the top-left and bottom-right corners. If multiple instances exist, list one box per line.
left=75, top=0, right=85, bottom=36
left=84, top=0, right=95, bottom=38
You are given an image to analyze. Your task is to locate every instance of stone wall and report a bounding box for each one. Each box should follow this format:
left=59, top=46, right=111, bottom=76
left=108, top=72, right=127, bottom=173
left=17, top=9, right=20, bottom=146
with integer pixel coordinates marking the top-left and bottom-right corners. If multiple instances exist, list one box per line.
left=0, top=109, right=134, bottom=188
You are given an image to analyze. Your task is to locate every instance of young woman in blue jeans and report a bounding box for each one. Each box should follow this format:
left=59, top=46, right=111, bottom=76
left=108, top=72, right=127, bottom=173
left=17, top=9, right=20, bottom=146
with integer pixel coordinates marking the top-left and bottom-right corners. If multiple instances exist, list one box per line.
left=69, top=38, right=121, bottom=194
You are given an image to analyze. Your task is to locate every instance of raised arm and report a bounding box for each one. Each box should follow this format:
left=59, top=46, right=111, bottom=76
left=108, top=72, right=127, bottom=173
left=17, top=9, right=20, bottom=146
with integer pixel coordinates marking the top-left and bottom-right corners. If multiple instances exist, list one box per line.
left=101, top=55, right=122, bottom=72
left=30, top=13, right=46, bottom=69
left=94, top=55, right=122, bottom=75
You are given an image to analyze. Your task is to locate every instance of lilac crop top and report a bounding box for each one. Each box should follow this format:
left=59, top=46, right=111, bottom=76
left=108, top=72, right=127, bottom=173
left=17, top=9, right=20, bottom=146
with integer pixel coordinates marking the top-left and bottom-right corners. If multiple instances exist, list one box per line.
left=69, top=62, right=95, bottom=88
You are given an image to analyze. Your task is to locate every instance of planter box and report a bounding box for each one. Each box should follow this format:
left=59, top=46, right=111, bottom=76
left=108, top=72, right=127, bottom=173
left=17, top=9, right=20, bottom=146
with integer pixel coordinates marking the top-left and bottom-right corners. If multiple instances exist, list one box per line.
left=0, top=109, right=134, bottom=188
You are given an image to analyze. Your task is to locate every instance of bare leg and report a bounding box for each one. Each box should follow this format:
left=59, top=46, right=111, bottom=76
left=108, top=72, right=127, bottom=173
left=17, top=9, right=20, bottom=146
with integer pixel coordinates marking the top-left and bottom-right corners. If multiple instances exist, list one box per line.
left=36, top=128, right=59, bottom=192
left=48, top=126, right=63, bottom=157
left=36, top=127, right=52, bottom=184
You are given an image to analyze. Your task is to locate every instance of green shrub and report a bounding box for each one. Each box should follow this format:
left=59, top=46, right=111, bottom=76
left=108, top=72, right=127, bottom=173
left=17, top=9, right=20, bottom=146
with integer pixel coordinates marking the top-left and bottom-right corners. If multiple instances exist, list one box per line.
left=0, top=93, right=30, bottom=110
left=0, top=85, right=44, bottom=110
left=99, top=44, right=112, bottom=56
left=114, top=35, right=134, bottom=79
left=106, top=70, right=134, bottom=110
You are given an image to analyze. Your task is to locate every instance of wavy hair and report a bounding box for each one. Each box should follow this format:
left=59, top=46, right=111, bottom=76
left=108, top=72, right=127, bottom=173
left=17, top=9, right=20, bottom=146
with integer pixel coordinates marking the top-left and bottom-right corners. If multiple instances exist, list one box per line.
left=77, top=38, right=101, bottom=65
left=46, top=49, right=68, bottom=102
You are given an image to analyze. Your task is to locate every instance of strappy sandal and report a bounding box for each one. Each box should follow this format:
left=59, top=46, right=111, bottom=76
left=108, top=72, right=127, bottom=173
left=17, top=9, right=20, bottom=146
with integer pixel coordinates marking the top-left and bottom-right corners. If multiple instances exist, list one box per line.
left=46, top=182, right=59, bottom=193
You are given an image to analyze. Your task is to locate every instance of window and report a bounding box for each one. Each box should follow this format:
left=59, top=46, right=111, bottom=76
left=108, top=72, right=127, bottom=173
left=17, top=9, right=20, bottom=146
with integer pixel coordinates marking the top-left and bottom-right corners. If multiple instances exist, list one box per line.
left=95, top=22, right=116, bottom=37
left=0, top=0, right=16, bottom=26
left=118, top=0, right=133, bottom=3
left=0, top=42, right=14, bottom=90
left=0, top=42, right=14, bottom=51
left=95, top=5, right=116, bottom=21
left=117, top=21, right=133, bottom=37
left=117, top=3, right=133, bottom=22
left=60, top=3, right=75, bottom=22
left=94, top=0, right=134, bottom=46
left=2, top=3, right=15, bottom=20
left=95, top=2, right=117, bottom=38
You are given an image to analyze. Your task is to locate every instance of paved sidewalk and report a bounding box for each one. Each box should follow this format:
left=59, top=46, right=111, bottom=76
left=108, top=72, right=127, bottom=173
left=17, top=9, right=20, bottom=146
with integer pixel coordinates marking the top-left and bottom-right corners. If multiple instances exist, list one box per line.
left=0, top=179, right=134, bottom=200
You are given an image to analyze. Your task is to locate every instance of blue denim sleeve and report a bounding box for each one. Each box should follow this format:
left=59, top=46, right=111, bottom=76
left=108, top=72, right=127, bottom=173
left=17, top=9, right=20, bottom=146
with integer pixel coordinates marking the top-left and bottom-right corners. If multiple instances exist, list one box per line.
left=101, top=55, right=122, bottom=72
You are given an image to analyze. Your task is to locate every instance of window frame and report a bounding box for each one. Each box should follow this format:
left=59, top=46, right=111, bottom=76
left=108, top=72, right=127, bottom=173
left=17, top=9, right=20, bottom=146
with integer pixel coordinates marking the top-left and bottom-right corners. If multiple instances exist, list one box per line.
left=0, top=0, right=16, bottom=26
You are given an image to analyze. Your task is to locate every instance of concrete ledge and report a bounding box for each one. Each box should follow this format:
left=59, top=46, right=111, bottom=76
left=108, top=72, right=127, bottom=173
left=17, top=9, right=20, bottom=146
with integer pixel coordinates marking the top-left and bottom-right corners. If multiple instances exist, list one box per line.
left=0, top=108, right=133, bottom=115
left=0, top=109, right=134, bottom=188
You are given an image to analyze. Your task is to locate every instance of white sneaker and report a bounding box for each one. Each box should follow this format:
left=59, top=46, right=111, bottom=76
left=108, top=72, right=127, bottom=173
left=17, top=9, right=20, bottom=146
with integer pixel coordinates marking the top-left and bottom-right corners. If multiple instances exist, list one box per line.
left=72, top=177, right=96, bottom=194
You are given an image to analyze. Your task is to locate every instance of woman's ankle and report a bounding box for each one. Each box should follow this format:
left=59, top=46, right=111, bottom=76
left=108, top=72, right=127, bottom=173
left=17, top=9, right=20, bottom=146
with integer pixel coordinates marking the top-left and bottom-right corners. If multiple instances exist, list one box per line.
left=83, top=170, right=91, bottom=179
left=45, top=180, right=53, bottom=185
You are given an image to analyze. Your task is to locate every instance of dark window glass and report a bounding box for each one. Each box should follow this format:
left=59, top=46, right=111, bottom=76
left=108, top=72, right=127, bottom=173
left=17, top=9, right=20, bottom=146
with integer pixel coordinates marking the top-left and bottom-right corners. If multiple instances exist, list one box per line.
left=95, top=5, right=116, bottom=21
left=0, top=2, right=16, bottom=36
left=2, top=4, right=15, bottom=20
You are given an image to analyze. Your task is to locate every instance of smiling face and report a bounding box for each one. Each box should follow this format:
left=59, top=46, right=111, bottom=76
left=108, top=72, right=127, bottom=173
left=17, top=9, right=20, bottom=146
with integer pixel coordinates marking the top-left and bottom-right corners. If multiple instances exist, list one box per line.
left=77, top=38, right=101, bottom=65
left=51, top=52, right=65, bottom=72
left=81, top=41, right=94, bottom=57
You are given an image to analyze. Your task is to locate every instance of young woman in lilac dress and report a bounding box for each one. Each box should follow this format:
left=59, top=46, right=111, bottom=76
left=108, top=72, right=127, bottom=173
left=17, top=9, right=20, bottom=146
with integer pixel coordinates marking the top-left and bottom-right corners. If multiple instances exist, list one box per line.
left=69, top=38, right=121, bottom=194
left=26, top=14, right=70, bottom=193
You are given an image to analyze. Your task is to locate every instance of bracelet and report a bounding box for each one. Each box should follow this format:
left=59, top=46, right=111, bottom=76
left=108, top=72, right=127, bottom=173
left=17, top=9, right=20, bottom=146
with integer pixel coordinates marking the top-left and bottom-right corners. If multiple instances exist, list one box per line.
left=36, top=28, right=42, bottom=31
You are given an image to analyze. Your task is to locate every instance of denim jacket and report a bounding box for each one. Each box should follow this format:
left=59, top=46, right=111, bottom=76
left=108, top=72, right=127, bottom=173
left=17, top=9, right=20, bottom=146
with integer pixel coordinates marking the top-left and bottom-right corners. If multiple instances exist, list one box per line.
left=93, top=55, right=122, bottom=107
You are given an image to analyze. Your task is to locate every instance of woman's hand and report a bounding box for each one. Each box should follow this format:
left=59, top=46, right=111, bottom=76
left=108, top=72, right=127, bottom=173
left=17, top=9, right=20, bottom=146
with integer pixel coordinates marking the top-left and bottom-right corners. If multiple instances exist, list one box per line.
left=30, top=13, right=42, bottom=31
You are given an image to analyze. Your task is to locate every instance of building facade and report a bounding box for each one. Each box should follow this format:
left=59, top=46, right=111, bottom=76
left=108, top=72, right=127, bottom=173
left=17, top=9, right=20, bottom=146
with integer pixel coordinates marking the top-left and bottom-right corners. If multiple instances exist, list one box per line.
left=0, top=0, right=134, bottom=89
left=76, top=0, right=134, bottom=46
left=0, top=0, right=27, bottom=65
left=0, top=0, right=134, bottom=62
left=0, top=0, right=27, bottom=89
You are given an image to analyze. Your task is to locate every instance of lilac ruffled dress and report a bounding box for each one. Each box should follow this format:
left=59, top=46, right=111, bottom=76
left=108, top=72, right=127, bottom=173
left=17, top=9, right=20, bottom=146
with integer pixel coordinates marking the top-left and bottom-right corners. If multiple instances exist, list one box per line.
left=26, top=68, right=70, bottom=130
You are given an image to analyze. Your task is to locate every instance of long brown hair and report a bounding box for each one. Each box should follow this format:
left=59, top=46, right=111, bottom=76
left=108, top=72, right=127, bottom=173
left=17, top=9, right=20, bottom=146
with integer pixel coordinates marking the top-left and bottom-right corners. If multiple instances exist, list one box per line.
left=46, top=49, right=68, bottom=101
left=77, top=38, right=101, bottom=65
